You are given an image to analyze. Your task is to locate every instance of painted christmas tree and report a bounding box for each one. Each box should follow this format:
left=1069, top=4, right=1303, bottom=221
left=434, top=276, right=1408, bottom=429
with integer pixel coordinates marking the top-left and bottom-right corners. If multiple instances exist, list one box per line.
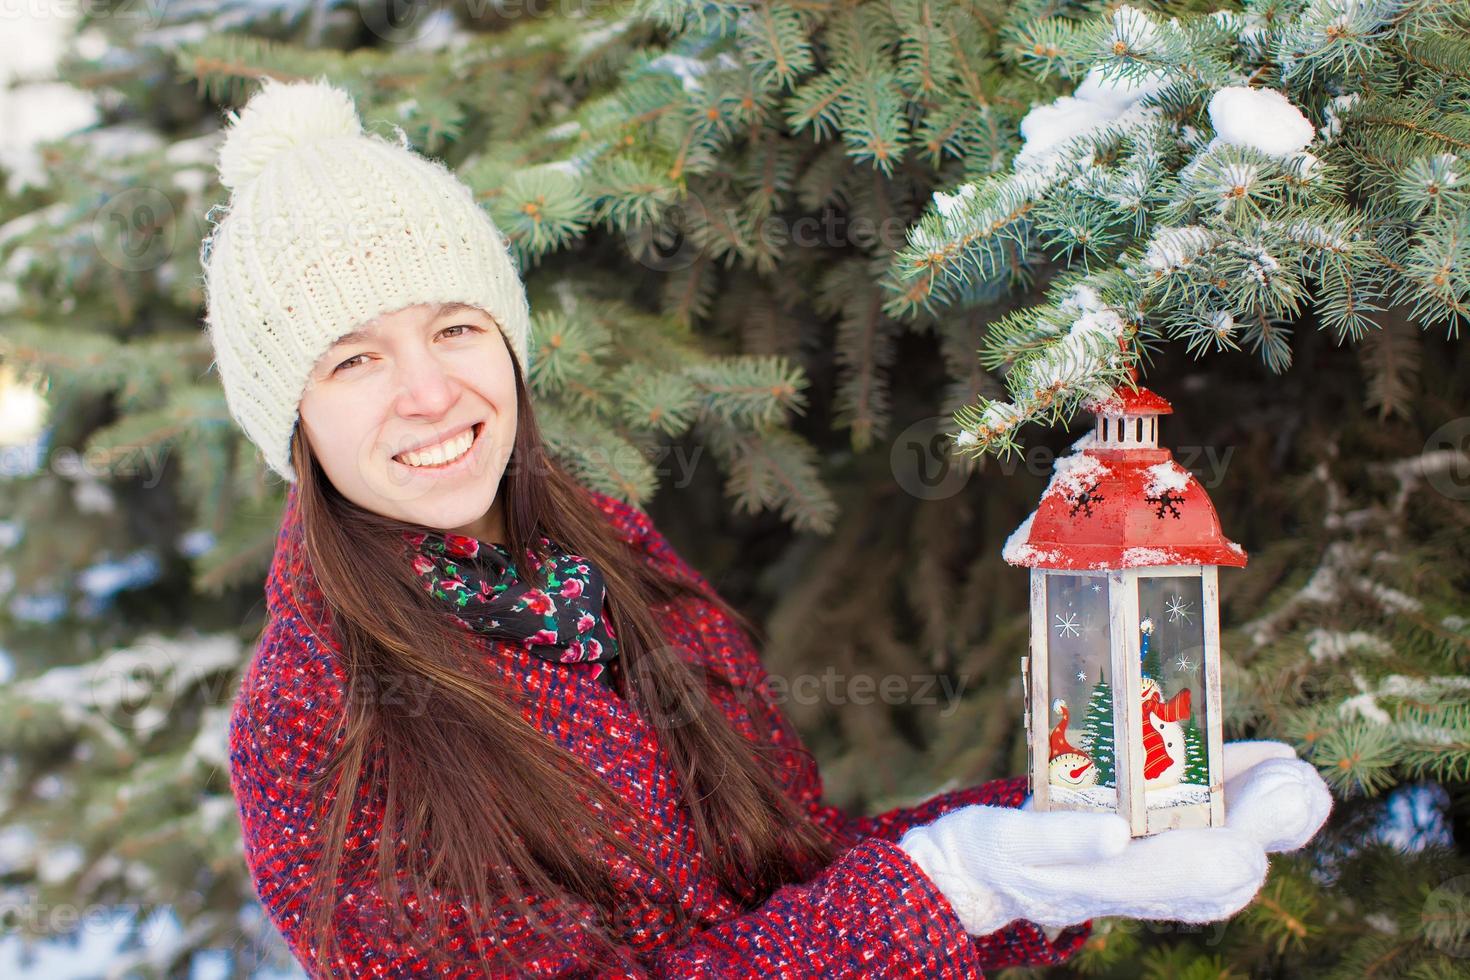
left=1140, top=617, right=1164, bottom=685
left=1079, top=671, right=1116, bottom=788
left=1183, top=717, right=1209, bottom=785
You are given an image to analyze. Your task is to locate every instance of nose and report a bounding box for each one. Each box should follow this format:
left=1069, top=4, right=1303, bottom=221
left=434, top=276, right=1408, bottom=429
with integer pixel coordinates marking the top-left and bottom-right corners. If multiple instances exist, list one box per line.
left=392, top=347, right=458, bottom=421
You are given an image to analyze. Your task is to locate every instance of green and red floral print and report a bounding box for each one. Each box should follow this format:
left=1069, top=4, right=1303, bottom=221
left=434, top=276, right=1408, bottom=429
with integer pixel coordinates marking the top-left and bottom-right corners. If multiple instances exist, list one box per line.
left=403, top=528, right=620, bottom=685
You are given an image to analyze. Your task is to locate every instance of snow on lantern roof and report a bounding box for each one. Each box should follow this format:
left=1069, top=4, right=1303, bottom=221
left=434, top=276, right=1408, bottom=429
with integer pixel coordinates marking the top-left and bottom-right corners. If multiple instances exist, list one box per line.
left=1003, top=373, right=1247, bottom=571
left=1081, top=364, right=1173, bottom=416
left=1082, top=382, right=1173, bottom=416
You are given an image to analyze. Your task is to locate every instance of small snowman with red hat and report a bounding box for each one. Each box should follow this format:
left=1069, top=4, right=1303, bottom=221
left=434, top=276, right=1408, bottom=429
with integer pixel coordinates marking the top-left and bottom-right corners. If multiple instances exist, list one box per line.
left=1047, top=698, right=1098, bottom=787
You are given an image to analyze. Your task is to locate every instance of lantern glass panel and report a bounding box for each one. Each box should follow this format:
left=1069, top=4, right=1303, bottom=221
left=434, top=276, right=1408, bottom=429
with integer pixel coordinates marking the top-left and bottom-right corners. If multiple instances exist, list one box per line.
left=1137, top=575, right=1210, bottom=809
left=1045, top=573, right=1116, bottom=809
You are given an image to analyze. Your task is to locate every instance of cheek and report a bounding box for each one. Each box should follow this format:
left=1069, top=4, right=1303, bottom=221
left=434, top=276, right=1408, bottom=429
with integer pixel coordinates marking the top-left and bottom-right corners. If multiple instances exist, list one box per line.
left=472, top=357, right=519, bottom=416
left=302, top=395, right=379, bottom=479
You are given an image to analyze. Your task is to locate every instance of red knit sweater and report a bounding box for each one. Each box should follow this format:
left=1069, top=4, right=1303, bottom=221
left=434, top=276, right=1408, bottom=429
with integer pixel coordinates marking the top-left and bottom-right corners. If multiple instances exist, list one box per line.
left=227, top=485, right=1093, bottom=977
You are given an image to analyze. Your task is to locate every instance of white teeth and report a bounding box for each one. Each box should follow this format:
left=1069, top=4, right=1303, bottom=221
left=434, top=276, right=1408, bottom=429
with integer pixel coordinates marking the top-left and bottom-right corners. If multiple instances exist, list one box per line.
left=397, top=426, right=476, bottom=468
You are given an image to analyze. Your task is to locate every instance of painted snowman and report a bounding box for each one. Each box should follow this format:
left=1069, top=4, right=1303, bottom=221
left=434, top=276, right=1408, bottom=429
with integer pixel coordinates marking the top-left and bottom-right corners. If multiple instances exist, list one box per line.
left=1140, top=676, right=1191, bottom=790
left=1047, top=698, right=1099, bottom=788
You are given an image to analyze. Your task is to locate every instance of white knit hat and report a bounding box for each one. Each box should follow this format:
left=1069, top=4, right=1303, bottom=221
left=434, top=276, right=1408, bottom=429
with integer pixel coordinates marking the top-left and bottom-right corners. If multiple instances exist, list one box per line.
left=200, top=76, right=531, bottom=484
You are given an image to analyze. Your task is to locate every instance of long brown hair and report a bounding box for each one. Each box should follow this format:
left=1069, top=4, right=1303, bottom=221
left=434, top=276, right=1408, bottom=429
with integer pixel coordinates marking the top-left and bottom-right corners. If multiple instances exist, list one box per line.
left=283, top=328, right=839, bottom=975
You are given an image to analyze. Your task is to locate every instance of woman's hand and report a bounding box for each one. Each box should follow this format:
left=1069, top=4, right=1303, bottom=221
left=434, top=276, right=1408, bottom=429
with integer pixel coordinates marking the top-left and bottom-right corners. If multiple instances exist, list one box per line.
left=1221, top=739, right=1334, bottom=853
left=897, top=805, right=1267, bottom=937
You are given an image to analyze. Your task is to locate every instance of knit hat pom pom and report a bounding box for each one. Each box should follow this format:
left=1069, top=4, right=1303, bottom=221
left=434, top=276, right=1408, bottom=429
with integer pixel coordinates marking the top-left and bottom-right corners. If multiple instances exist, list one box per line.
left=217, top=77, right=363, bottom=191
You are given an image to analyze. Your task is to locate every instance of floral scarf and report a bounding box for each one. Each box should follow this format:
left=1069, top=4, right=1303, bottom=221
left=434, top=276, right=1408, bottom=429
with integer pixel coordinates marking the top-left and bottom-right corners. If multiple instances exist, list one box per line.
left=403, top=529, right=621, bottom=688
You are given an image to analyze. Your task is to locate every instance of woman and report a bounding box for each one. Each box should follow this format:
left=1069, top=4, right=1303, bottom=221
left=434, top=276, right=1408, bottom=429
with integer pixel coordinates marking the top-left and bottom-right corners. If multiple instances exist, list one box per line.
left=207, top=79, right=1332, bottom=978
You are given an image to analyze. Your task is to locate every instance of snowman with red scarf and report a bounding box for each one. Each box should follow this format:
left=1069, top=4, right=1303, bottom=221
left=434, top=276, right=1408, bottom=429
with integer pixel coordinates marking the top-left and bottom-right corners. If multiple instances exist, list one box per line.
left=1140, top=617, right=1192, bottom=790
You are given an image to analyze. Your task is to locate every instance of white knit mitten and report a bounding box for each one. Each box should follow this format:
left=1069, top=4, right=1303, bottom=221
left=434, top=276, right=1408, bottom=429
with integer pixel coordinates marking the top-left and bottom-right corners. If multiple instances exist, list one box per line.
left=897, top=805, right=1267, bottom=937
left=898, top=740, right=1333, bottom=937
left=1222, top=740, right=1333, bottom=853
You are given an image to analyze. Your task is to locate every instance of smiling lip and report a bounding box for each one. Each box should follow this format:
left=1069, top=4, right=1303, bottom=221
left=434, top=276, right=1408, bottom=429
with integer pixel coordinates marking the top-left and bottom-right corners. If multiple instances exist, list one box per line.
left=392, top=422, right=484, bottom=469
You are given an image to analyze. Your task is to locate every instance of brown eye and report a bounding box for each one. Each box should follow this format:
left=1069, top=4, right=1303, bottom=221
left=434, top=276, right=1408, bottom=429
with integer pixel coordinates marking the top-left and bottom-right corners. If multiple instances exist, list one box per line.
left=334, top=354, right=367, bottom=374
left=440, top=324, right=476, bottom=338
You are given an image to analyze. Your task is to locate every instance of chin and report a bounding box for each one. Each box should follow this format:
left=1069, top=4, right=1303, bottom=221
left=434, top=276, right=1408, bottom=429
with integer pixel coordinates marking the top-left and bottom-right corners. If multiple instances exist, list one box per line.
left=399, top=492, right=498, bottom=535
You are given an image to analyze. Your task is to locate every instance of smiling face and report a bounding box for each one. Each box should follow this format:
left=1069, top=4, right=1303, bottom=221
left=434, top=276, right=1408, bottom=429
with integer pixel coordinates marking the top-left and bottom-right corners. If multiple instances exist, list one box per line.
left=298, top=301, right=518, bottom=543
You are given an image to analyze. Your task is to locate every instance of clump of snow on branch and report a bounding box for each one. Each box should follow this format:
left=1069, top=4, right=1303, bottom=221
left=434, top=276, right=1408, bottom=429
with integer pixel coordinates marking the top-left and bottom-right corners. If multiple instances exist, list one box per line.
left=1286, top=152, right=1322, bottom=182
left=1319, top=93, right=1360, bottom=142
left=1244, top=246, right=1280, bottom=283
left=1208, top=86, right=1315, bottom=157
left=1014, top=285, right=1129, bottom=395
left=1340, top=671, right=1470, bottom=727
left=980, top=399, right=1024, bottom=432
left=647, top=52, right=716, bottom=92
left=912, top=170, right=1051, bottom=252
left=1110, top=4, right=1162, bottom=52
left=1014, top=57, right=1168, bottom=171
left=933, top=182, right=976, bottom=217
left=1305, top=628, right=1393, bottom=663
left=955, top=398, right=1024, bottom=450
left=1143, top=225, right=1214, bottom=273
left=14, top=633, right=241, bottom=746
left=968, top=285, right=1131, bottom=451
left=1060, top=285, right=1127, bottom=338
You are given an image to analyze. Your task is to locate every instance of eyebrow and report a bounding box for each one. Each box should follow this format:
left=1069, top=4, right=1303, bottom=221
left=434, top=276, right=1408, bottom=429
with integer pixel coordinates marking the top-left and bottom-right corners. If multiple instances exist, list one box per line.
left=436, top=302, right=483, bottom=319
left=327, top=303, right=486, bottom=348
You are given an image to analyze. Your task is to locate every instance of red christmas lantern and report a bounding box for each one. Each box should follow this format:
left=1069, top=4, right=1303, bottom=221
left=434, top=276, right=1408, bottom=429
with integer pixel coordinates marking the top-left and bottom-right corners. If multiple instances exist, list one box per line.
left=1007, top=363, right=1246, bottom=836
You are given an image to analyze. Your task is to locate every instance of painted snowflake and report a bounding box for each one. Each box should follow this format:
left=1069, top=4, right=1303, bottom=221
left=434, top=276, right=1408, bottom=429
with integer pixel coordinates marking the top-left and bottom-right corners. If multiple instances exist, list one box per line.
left=1054, top=612, right=1081, bottom=638
left=1165, top=594, right=1194, bottom=624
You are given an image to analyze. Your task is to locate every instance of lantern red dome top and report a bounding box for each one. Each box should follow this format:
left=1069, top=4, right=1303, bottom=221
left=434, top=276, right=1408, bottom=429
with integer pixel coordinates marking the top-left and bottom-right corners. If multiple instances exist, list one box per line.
left=1081, top=370, right=1174, bottom=416
left=1002, top=368, right=1247, bottom=571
